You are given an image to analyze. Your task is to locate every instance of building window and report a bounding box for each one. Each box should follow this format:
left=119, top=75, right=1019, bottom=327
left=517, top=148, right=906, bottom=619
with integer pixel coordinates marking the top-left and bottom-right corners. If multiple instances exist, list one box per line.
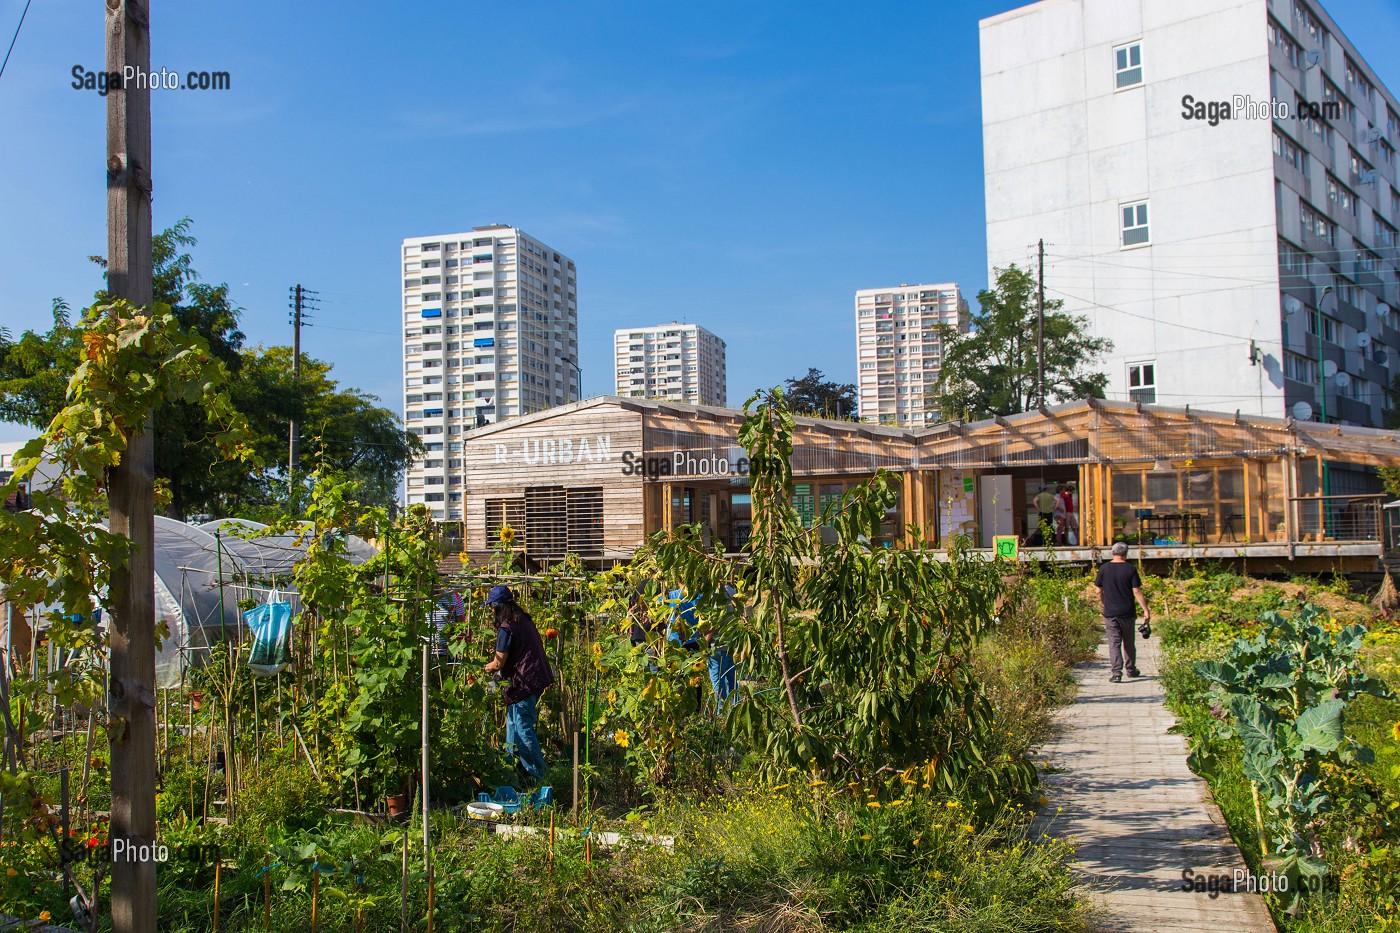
left=1273, top=130, right=1307, bottom=173
left=1121, top=200, right=1150, bottom=247
left=1326, top=175, right=1357, bottom=217
left=1300, top=202, right=1336, bottom=245
left=1128, top=362, right=1156, bottom=403
left=1292, top=1, right=1327, bottom=47
left=1114, top=42, right=1142, bottom=89
left=1285, top=351, right=1318, bottom=385
left=1306, top=310, right=1338, bottom=343
left=1268, top=20, right=1299, bottom=68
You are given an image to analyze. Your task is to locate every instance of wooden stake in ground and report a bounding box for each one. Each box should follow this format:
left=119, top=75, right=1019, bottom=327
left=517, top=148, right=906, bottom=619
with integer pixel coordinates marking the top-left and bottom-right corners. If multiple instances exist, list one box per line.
left=105, top=2, right=157, bottom=931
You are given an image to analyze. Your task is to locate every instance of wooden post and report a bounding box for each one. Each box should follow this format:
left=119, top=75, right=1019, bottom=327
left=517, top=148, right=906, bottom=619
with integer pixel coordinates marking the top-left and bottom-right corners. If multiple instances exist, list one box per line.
left=262, top=855, right=270, bottom=929
left=1243, top=460, right=1254, bottom=542
left=398, top=827, right=409, bottom=933
left=105, top=2, right=157, bottom=930
left=310, top=868, right=319, bottom=933
left=571, top=731, right=580, bottom=822
left=421, top=643, right=431, bottom=872
left=426, top=867, right=435, bottom=933
left=1284, top=454, right=1298, bottom=545
left=212, top=857, right=222, bottom=932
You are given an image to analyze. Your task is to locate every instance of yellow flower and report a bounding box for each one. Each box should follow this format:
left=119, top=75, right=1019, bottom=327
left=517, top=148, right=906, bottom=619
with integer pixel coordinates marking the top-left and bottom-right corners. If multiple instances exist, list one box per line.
left=808, top=780, right=826, bottom=787
left=498, top=525, right=516, bottom=545
left=1392, top=720, right=1400, bottom=742
left=592, top=644, right=602, bottom=656
left=962, top=823, right=975, bottom=833
left=867, top=801, right=882, bottom=808
left=38, top=912, right=51, bottom=922
left=772, top=784, right=790, bottom=791
left=5, top=868, right=15, bottom=876
left=860, top=834, right=872, bottom=840
left=614, top=729, right=629, bottom=748
left=945, top=801, right=959, bottom=808
left=888, top=799, right=907, bottom=807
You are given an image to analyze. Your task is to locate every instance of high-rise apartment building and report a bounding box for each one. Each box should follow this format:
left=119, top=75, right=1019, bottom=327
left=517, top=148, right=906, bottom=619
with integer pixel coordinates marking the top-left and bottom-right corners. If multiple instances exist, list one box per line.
left=402, top=226, right=579, bottom=519
left=855, top=284, right=970, bottom=427
left=613, top=323, right=727, bottom=406
left=981, top=0, right=1400, bottom=429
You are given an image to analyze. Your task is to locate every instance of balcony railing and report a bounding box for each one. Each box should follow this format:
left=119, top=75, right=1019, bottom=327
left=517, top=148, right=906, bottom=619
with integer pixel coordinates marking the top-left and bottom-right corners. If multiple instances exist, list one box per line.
left=1288, top=493, right=1385, bottom=542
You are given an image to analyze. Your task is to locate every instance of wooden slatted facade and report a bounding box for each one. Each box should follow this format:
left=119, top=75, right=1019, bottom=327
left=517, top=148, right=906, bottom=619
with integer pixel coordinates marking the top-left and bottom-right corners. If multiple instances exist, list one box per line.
left=450, top=397, right=1400, bottom=567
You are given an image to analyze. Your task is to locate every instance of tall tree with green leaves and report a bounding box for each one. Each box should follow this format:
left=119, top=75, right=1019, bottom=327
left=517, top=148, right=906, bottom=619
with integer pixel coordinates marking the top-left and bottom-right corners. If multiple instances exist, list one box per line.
left=0, top=219, right=419, bottom=518
left=781, top=368, right=857, bottom=419
left=929, top=264, right=1110, bottom=420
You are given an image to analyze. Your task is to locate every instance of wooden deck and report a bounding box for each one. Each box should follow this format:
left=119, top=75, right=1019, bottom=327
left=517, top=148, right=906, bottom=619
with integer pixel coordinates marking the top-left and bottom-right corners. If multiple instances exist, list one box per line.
left=951, top=540, right=1384, bottom=573
left=1037, top=634, right=1277, bottom=932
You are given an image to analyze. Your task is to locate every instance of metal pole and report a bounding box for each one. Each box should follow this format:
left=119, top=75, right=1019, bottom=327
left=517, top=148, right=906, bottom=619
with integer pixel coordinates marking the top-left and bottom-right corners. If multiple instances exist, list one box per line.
left=214, top=531, right=229, bottom=646
left=1036, top=238, right=1046, bottom=409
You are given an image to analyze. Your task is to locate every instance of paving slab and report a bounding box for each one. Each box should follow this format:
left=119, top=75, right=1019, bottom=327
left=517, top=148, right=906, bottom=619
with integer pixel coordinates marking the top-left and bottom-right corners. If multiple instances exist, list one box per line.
left=1037, top=631, right=1277, bottom=933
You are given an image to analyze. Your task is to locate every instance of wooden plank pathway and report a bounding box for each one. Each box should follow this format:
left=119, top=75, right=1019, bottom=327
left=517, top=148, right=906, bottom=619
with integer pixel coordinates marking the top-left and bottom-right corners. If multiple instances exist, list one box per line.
left=1037, top=633, right=1277, bottom=933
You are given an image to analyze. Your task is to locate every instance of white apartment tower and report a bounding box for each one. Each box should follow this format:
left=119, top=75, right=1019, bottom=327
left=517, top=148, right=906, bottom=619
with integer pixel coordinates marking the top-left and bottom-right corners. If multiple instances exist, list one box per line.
left=613, top=323, right=727, bottom=406
left=855, top=284, right=970, bottom=427
left=402, top=226, right=579, bottom=520
left=981, top=0, right=1400, bottom=430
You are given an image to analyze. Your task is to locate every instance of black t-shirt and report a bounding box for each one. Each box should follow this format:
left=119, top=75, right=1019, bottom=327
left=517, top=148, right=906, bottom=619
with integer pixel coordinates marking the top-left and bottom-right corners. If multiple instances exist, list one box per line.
left=1095, top=561, right=1142, bottom=619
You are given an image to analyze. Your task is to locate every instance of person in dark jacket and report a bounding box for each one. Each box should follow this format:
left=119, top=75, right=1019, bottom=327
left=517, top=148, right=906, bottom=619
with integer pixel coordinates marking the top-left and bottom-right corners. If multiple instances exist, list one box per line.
left=1093, top=542, right=1152, bottom=683
left=483, top=585, right=554, bottom=780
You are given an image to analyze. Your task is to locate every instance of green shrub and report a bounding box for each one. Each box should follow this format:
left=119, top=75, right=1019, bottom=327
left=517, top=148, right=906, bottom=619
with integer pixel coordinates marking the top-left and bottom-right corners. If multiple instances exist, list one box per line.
left=235, top=748, right=330, bottom=836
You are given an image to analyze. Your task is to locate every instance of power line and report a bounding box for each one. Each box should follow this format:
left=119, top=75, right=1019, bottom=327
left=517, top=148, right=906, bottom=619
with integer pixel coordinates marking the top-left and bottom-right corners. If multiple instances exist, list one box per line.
left=0, top=0, right=34, bottom=83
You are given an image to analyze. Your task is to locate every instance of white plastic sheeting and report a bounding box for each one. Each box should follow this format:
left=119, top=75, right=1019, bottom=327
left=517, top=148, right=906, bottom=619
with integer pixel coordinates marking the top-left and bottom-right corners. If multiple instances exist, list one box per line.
left=147, top=517, right=376, bottom=687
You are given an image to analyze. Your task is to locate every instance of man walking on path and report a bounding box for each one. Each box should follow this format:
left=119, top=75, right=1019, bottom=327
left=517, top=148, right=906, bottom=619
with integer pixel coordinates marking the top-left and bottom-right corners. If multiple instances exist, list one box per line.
left=1094, top=542, right=1151, bottom=683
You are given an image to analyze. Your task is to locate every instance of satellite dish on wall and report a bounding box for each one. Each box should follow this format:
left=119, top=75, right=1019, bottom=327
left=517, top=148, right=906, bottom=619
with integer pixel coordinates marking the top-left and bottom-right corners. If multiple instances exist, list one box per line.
left=1379, top=303, right=1393, bottom=319
left=1357, top=332, right=1372, bottom=349
left=1321, top=359, right=1338, bottom=378
left=1292, top=401, right=1315, bottom=420
left=1377, top=349, right=1390, bottom=366
left=1335, top=372, right=1351, bottom=388
left=1283, top=296, right=1303, bottom=316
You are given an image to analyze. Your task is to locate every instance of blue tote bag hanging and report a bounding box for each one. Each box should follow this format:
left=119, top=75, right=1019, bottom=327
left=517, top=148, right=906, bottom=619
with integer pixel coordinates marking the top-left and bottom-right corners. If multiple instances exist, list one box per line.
left=245, top=589, right=293, bottom=676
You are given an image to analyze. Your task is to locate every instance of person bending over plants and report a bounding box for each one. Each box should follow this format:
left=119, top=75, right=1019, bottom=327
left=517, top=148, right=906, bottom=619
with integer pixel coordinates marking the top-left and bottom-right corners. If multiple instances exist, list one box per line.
left=483, top=585, right=555, bottom=782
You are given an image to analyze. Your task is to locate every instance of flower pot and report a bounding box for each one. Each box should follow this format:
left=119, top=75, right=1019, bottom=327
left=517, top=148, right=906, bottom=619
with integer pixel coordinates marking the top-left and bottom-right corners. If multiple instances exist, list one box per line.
left=385, top=792, right=411, bottom=818
left=187, top=691, right=204, bottom=711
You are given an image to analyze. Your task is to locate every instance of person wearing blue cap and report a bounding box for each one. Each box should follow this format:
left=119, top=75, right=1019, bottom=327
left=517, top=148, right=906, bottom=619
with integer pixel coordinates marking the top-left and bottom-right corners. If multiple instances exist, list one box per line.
left=483, top=585, right=554, bottom=781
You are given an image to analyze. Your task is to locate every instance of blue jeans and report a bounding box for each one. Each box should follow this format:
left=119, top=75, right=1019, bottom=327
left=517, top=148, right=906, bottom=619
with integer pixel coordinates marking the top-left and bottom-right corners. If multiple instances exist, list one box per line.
left=505, top=692, right=546, bottom=779
left=708, top=645, right=737, bottom=709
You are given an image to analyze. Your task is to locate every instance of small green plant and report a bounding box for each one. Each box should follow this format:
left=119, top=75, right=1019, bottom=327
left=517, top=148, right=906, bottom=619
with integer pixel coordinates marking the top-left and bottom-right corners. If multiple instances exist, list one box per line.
left=1195, top=603, right=1395, bottom=906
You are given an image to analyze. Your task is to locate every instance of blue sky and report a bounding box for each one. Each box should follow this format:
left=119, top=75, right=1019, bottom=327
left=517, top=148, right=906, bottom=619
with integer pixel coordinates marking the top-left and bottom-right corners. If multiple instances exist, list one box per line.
left=2, top=0, right=1399, bottom=444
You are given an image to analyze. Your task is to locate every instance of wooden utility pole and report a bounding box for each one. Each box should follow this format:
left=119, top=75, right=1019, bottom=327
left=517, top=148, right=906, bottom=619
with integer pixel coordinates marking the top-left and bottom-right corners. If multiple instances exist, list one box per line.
left=105, top=2, right=157, bottom=931
left=1036, top=238, right=1046, bottom=409
left=287, top=284, right=315, bottom=507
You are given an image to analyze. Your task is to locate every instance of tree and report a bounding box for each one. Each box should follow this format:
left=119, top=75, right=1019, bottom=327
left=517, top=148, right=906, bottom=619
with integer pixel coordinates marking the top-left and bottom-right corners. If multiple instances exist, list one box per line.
left=781, top=368, right=857, bottom=419
left=219, top=346, right=421, bottom=518
left=929, top=264, right=1110, bottom=420
left=0, top=219, right=419, bottom=518
left=0, top=300, right=81, bottom=427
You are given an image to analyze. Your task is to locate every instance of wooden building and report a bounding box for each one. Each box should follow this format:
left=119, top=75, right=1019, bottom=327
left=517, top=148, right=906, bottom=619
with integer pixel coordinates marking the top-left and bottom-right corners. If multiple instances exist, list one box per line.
left=451, top=396, right=1400, bottom=570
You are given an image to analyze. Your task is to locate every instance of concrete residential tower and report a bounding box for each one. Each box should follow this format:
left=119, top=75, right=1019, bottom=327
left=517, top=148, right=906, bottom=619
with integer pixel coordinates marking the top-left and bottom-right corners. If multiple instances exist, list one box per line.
left=613, top=323, right=727, bottom=406
left=402, top=226, right=579, bottom=519
left=981, top=0, right=1400, bottom=428
left=855, top=284, right=970, bottom=427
